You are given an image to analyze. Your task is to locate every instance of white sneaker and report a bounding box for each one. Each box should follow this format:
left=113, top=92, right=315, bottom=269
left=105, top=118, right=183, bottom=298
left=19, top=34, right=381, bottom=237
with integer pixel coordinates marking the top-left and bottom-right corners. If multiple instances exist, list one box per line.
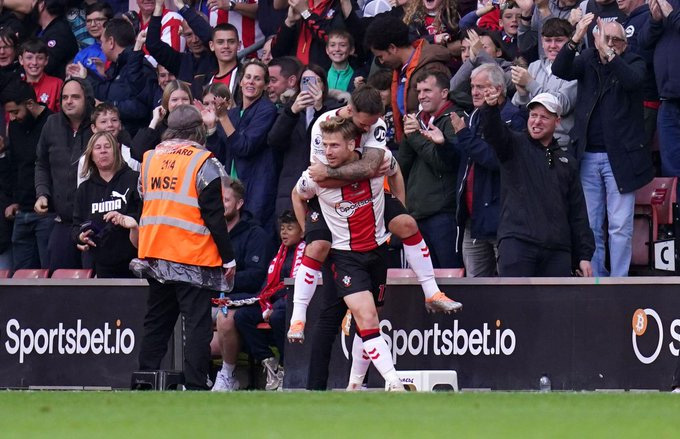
left=262, top=357, right=282, bottom=391
left=211, top=370, right=240, bottom=392
left=672, top=387, right=680, bottom=393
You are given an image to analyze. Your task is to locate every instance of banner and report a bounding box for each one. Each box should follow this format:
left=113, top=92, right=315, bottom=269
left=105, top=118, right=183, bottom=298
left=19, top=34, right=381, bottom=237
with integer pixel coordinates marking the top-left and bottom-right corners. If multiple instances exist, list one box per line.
left=285, top=278, right=680, bottom=391
left=0, top=280, right=149, bottom=389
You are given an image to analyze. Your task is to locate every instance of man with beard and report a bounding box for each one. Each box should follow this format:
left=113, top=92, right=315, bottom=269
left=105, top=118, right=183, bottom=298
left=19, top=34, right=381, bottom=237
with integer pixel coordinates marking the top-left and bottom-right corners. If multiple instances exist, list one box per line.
left=34, top=78, right=94, bottom=272
left=1, top=82, right=54, bottom=270
left=211, top=179, right=270, bottom=391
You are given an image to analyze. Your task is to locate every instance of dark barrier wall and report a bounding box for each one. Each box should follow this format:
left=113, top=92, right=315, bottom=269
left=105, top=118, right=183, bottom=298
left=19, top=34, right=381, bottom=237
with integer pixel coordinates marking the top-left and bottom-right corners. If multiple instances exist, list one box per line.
left=285, top=277, right=680, bottom=391
left=0, top=279, right=149, bottom=389
left=1, top=277, right=678, bottom=390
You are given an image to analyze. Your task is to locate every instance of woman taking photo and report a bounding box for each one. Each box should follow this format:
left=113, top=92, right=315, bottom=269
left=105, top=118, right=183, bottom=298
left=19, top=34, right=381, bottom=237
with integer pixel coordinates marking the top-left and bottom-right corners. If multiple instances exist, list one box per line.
left=72, top=131, right=141, bottom=278
left=267, top=64, right=340, bottom=218
left=203, top=59, right=278, bottom=239
left=131, top=80, right=193, bottom=162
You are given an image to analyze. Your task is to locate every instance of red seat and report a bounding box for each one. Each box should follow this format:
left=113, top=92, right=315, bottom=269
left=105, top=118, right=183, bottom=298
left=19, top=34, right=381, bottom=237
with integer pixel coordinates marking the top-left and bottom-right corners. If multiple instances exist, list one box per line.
left=51, top=269, right=94, bottom=279
left=12, top=269, right=49, bottom=279
left=632, top=177, right=678, bottom=267
left=0, top=269, right=9, bottom=279
left=256, top=322, right=271, bottom=330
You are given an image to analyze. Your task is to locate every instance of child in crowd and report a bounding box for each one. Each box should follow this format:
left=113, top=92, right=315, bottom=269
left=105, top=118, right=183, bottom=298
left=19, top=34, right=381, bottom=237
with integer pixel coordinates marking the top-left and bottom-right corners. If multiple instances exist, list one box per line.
left=325, top=29, right=361, bottom=93
left=18, top=38, right=62, bottom=113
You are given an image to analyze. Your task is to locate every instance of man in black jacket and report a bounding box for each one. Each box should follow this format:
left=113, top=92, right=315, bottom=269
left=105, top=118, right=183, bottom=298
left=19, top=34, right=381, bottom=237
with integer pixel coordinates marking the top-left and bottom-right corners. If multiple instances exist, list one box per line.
left=481, top=91, right=594, bottom=277
left=34, top=0, right=79, bottom=79
left=34, top=77, right=93, bottom=272
left=146, top=0, right=216, bottom=84
left=553, top=16, right=653, bottom=277
left=212, top=179, right=271, bottom=391
left=68, top=18, right=155, bottom=136
left=1, top=82, right=54, bottom=270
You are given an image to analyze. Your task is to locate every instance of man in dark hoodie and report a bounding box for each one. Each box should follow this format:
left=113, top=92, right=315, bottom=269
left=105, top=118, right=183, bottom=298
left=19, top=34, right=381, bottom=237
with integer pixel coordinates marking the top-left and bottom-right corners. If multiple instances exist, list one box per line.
left=2, top=82, right=53, bottom=270
left=364, top=15, right=451, bottom=142
left=34, top=77, right=93, bottom=272
left=212, top=179, right=271, bottom=392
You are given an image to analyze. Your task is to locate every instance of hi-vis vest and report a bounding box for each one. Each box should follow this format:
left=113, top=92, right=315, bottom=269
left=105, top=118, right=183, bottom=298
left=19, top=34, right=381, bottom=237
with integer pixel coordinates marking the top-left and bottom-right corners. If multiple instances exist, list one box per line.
left=138, top=144, right=222, bottom=267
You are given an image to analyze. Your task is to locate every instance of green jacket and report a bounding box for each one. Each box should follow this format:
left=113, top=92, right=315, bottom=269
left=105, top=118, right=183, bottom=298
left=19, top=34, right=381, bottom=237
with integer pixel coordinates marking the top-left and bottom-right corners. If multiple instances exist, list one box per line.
left=397, top=107, right=460, bottom=220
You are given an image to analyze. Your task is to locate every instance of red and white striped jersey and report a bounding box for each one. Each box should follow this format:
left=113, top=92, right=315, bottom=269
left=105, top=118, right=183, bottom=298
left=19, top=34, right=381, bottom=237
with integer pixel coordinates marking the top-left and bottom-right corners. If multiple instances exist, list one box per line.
left=139, top=8, right=185, bottom=62
left=310, top=108, right=388, bottom=165
left=209, top=1, right=264, bottom=51
left=296, top=171, right=389, bottom=252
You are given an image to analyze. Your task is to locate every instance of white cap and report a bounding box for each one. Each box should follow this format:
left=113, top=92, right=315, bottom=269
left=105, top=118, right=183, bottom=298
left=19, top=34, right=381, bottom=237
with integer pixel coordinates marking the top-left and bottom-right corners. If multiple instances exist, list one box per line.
left=362, top=0, right=392, bottom=18
left=527, top=93, right=562, bottom=117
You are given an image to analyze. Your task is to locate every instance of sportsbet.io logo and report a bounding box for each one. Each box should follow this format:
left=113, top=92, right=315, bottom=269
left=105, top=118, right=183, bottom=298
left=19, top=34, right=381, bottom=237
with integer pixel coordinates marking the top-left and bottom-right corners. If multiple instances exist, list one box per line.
left=631, top=308, right=680, bottom=364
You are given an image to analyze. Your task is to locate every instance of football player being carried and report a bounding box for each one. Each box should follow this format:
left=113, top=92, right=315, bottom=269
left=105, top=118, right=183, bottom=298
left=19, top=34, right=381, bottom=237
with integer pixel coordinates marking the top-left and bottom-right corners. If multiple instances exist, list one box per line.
left=294, top=116, right=408, bottom=390
left=288, top=85, right=462, bottom=345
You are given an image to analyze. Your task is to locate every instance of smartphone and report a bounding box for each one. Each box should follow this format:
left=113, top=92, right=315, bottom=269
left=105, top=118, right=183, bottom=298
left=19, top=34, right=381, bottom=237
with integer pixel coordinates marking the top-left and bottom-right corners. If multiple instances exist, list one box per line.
left=414, top=110, right=428, bottom=130
left=301, top=76, right=317, bottom=92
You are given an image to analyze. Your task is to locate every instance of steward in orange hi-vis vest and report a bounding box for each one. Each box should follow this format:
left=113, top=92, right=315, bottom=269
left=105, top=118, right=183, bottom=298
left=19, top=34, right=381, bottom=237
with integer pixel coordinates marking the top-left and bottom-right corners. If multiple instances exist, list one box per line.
left=138, top=141, right=222, bottom=267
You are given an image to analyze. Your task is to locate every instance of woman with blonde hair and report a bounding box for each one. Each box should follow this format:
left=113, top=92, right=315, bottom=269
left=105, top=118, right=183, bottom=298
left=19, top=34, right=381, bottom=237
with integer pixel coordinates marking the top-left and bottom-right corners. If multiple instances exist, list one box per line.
left=131, top=80, right=194, bottom=161
left=403, top=0, right=461, bottom=45
left=72, top=131, right=141, bottom=278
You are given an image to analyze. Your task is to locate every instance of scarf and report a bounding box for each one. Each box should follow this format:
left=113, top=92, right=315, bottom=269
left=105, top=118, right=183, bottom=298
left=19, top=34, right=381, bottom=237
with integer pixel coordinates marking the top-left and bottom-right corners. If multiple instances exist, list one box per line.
left=259, top=240, right=306, bottom=313
left=296, top=0, right=334, bottom=65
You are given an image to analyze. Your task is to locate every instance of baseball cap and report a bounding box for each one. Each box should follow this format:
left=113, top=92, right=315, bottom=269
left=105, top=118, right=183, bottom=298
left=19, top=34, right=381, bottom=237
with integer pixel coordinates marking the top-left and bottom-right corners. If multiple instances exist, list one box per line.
left=527, top=93, right=562, bottom=117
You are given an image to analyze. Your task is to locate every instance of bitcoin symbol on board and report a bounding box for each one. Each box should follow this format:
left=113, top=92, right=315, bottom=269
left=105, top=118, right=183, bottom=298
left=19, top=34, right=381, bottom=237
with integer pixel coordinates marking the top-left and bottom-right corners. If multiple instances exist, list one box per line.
left=632, top=309, right=648, bottom=336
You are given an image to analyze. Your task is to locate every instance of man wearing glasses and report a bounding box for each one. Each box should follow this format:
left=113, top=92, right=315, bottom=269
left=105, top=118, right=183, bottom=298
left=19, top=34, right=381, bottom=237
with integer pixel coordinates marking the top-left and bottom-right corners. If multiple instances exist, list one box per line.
left=479, top=91, right=594, bottom=277
left=552, top=14, right=653, bottom=277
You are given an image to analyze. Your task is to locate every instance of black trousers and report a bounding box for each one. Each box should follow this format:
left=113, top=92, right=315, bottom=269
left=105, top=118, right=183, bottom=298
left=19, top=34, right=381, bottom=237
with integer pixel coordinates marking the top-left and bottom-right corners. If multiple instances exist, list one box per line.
left=306, top=279, right=347, bottom=391
left=497, top=238, right=571, bottom=277
left=138, top=279, right=213, bottom=390
left=47, top=221, right=87, bottom=272
left=234, top=298, right=286, bottom=364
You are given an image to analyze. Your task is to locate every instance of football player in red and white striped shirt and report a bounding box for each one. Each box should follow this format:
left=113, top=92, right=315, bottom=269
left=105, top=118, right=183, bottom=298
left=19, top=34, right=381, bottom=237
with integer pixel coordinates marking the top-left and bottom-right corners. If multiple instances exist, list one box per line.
left=293, top=116, right=404, bottom=391
left=287, top=86, right=463, bottom=350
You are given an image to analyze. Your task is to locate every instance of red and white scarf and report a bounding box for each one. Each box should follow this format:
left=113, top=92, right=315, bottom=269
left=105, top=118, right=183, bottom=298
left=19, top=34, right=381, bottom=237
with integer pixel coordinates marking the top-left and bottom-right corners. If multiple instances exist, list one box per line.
left=259, top=241, right=306, bottom=313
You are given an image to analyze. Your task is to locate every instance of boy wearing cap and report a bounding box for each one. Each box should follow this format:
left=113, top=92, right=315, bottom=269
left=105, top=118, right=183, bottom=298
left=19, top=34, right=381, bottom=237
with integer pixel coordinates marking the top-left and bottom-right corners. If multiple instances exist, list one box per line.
left=479, top=91, right=594, bottom=277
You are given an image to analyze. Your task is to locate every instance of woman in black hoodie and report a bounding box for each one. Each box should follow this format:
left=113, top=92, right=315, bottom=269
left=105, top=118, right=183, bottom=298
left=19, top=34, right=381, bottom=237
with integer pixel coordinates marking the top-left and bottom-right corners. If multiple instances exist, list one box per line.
left=72, top=131, right=141, bottom=277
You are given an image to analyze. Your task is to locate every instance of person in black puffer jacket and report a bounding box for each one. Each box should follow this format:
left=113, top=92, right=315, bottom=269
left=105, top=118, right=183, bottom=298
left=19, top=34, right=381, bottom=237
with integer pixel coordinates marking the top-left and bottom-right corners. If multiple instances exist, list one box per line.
left=72, top=131, right=141, bottom=278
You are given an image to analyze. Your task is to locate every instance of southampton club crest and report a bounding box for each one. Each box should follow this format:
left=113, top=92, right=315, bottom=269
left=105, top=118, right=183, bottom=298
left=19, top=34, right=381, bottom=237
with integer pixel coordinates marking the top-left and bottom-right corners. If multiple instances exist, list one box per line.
left=342, top=275, right=351, bottom=287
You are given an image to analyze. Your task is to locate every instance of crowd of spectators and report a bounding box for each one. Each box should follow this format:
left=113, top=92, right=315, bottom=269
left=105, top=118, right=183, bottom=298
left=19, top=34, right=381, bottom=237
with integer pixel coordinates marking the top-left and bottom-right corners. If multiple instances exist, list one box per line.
left=0, top=0, right=678, bottom=388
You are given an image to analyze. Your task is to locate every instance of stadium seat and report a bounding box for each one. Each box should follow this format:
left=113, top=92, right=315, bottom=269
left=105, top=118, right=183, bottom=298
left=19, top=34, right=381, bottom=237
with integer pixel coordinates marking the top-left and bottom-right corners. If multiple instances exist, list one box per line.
left=51, top=269, right=94, bottom=279
left=0, top=269, right=9, bottom=279
left=632, top=177, right=678, bottom=267
left=12, top=269, right=49, bottom=279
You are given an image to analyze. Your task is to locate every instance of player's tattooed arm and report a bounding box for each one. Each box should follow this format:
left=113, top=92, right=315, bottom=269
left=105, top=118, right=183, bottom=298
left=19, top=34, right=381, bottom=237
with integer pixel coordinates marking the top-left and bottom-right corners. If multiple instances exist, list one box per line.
left=326, top=147, right=385, bottom=181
